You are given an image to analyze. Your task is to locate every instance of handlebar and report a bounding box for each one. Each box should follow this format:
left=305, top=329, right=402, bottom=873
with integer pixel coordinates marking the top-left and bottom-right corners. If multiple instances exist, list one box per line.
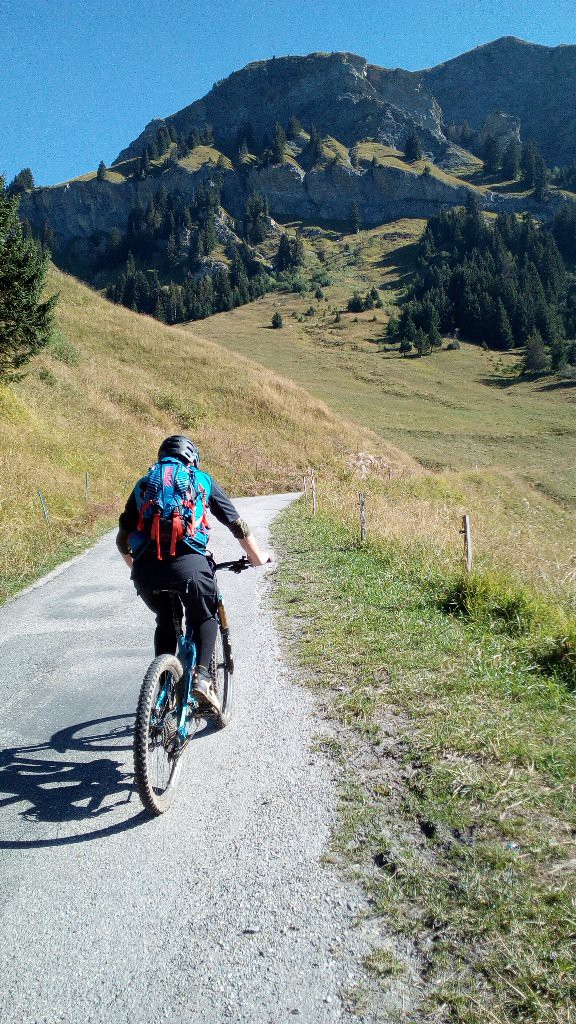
left=213, top=556, right=272, bottom=573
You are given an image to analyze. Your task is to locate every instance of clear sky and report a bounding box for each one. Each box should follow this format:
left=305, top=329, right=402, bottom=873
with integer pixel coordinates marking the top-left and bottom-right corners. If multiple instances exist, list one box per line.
left=1, top=0, right=575, bottom=186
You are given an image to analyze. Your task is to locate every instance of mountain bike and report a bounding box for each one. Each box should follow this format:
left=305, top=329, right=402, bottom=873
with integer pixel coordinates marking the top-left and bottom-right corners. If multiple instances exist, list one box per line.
left=133, top=556, right=252, bottom=816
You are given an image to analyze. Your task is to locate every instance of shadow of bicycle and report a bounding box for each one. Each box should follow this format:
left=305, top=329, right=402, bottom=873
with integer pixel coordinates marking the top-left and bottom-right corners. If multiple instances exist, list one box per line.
left=0, top=714, right=147, bottom=849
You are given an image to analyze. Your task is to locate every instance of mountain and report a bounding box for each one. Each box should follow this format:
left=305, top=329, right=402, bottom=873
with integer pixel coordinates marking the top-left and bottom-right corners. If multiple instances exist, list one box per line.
left=17, top=38, right=576, bottom=284
left=422, top=37, right=576, bottom=166
left=116, top=38, right=576, bottom=168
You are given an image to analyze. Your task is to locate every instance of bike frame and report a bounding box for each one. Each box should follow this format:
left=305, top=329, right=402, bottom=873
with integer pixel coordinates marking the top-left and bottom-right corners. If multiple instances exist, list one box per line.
left=151, top=556, right=249, bottom=744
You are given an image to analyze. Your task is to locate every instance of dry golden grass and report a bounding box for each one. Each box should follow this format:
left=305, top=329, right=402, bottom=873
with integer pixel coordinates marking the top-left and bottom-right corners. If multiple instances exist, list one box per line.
left=0, top=266, right=416, bottom=600
left=190, top=221, right=576, bottom=600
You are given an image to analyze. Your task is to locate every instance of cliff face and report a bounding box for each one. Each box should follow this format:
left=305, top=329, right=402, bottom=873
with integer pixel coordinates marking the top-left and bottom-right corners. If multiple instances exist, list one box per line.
left=116, top=52, right=448, bottom=163
left=20, top=40, right=576, bottom=253
left=421, top=37, right=576, bottom=166
left=116, top=39, right=576, bottom=169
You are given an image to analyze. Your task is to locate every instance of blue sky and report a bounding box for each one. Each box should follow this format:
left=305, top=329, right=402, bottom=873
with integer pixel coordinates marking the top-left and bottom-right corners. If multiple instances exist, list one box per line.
left=1, top=0, right=575, bottom=186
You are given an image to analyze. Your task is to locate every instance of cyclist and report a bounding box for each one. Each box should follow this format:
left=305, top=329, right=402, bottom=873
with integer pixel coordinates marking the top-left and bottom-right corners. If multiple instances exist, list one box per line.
left=116, top=435, right=270, bottom=712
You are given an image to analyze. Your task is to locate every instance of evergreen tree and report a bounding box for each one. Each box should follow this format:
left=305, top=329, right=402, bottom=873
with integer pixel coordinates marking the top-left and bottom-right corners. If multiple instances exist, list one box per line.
left=521, top=141, right=539, bottom=188
left=533, top=153, right=548, bottom=201
left=245, top=192, right=268, bottom=243
left=271, top=311, right=283, bottom=329
left=523, top=330, right=548, bottom=372
left=501, top=138, right=521, bottom=180
left=97, top=161, right=107, bottom=181
left=494, top=299, right=514, bottom=350
left=460, top=122, right=473, bottom=147
left=286, top=115, right=302, bottom=140
left=308, top=127, right=324, bottom=165
left=271, top=122, right=286, bottom=164
left=0, top=178, right=57, bottom=381
left=350, top=203, right=361, bottom=234
left=7, top=168, right=35, bottom=194
left=404, top=132, right=422, bottom=162
left=482, top=134, right=501, bottom=176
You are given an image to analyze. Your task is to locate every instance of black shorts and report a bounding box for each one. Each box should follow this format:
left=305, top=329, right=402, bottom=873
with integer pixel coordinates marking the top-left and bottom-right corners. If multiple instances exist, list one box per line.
left=131, top=550, right=219, bottom=630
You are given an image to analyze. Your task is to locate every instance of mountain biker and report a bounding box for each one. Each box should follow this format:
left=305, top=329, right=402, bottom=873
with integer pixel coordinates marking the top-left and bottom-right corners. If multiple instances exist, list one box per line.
left=116, top=435, right=270, bottom=712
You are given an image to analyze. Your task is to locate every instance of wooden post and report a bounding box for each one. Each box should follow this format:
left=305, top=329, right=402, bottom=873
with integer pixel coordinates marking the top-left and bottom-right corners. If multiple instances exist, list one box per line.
left=38, top=489, right=50, bottom=524
left=85, top=471, right=89, bottom=502
left=311, top=474, right=317, bottom=516
left=461, top=514, right=473, bottom=572
left=303, top=476, right=308, bottom=509
left=359, top=492, right=366, bottom=543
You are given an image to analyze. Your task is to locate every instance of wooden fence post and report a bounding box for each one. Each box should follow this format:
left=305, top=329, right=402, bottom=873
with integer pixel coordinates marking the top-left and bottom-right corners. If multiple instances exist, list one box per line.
left=85, top=472, right=89, bottom=502
left=311, top=474, right=317, bottom=516
left=461, top=514, right=473, bottom=572
left=359, top=492, right=366, bottom=543
left=38, top=489, right=50, bottom=524
left=303, top=476, right=308, bottom=509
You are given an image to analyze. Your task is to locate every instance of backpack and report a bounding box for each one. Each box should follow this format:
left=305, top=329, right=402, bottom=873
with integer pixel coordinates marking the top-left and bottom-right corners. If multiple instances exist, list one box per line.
left=129, top=457, right=212, bottom=560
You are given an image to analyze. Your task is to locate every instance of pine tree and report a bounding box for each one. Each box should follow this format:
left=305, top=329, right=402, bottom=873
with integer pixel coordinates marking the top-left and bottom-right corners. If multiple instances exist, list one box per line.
left=482, top=134, right=501, bottom=176
left=521, top=141, right=539, bottom=188
left=271, top=122, right=286, bottom=164
left=494, top=299, right=514, bottom=350
left=7, top=168, right=35, bottom=194
left=350, top=203, right=361, bottom=234
left=523, top=330, right=548, bottom=372
left=97, top=161, right=107, bottom=181
left=0, top=178, right=57, bottom=381
left=501, top=138, right=521, bottom=180
left=308, top=127, right=324, bottom=165
left=533, top=154, right=548, bottom=201
left=286, top=115, right=302, bottom=140
left=404, top=132, right=422, bottom=162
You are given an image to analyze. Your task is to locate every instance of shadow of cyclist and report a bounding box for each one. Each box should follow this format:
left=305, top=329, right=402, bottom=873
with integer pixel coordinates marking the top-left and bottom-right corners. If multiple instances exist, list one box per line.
left=0, top=713, right=146, bottom=849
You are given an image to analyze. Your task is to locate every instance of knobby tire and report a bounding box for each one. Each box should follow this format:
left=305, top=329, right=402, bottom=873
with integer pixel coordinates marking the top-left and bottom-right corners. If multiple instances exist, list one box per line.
left=212, top=625, right=234, bottom=728
left=133, top=654, right=184, bottom=816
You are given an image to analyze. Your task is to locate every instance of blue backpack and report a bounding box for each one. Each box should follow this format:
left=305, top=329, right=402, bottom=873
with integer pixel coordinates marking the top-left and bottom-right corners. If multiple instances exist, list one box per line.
left=129, top=457, right=212, bottom=560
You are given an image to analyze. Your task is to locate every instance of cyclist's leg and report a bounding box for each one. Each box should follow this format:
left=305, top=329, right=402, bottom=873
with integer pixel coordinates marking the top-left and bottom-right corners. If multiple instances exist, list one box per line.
left=134, top=585, right=183, bottom=656
left=180, top=559, right=219, bottom=670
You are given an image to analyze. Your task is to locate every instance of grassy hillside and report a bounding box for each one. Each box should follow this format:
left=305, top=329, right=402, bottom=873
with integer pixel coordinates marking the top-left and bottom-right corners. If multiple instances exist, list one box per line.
left=0, top=266, right=415, bottom=601
left=190, top=221, right=576, bottom=598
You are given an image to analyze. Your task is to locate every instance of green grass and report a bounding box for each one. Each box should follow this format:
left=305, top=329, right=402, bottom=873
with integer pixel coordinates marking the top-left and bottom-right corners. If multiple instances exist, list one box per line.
left=272, top=501, right=576, bottom=1023
left=192, top=221, right=576, bottom=509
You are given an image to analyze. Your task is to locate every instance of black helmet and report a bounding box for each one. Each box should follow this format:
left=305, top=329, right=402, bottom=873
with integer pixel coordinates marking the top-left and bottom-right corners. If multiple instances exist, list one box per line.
left=158, top=435, right=200, bottom=466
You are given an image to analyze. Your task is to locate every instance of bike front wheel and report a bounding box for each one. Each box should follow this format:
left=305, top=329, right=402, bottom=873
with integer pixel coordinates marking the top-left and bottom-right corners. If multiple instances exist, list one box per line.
left=211, top=627, right=234, bottom=728
left=134, top=655, right=184, bottom=816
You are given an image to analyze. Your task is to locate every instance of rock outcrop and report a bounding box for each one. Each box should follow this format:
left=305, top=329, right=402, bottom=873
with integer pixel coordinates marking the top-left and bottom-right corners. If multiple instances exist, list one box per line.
left=116, top=52, right=448, bottom=164
left=19, top=39, right=576, bottom=254
left=421, top=37, right=576, bottom=166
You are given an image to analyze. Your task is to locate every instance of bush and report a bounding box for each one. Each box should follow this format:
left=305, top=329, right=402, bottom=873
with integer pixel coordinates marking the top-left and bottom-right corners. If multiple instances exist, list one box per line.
left=347, top=291, right=364, bottom=313
left=271, top=311, right=283, bottom=329
left=49, top=330, right=80, bottom=366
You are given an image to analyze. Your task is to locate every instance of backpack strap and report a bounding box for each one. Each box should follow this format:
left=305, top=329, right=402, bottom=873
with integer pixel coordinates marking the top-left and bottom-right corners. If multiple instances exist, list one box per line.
left=150, top=511, right=162, bottom=560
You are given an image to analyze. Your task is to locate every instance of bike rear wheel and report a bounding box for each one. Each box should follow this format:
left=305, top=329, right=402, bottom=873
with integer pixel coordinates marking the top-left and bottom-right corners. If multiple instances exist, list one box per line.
left=211, top=627, right=234, bottom=728
left=134, top=655, right=185, bottom=816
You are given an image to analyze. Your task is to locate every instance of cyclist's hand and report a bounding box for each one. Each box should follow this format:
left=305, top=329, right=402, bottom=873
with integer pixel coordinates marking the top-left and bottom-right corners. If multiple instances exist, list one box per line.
left=247, top=551, right=271, bottom=567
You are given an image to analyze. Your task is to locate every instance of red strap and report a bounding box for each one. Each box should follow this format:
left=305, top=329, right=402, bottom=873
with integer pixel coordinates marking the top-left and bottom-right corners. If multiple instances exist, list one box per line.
left=150, top=512, right=162, bottom=560
left=137, top=499, right=152, bottom=532
left=170, top=512, right=185, bottom=557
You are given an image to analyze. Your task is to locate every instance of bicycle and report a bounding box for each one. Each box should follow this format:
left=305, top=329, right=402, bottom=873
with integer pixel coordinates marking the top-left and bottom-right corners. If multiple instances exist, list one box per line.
left=133, top=555, right=252, bottom=816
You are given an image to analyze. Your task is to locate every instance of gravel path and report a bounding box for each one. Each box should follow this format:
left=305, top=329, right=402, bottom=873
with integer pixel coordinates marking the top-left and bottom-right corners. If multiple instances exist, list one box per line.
left=0, top=494, right=374, bottom=1024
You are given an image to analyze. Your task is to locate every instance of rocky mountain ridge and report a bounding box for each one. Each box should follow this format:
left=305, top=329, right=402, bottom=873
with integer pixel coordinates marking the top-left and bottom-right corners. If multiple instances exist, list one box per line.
left=117, top=37, right=576, bottom=167
left=19, top=37, right=576, bottom=258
